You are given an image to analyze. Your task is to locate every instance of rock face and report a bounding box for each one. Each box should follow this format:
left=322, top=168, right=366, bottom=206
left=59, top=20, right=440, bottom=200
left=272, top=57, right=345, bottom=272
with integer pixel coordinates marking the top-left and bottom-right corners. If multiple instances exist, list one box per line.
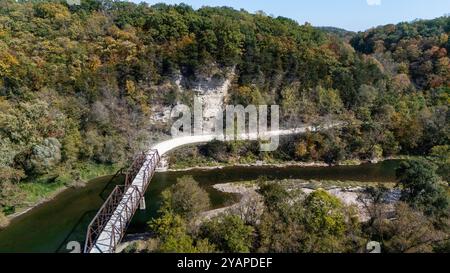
left=26, top=138, right=62, bottom=174
left=177, top=69, right=235, bottom=134
left=150, top=105, right=172, bottom=124
left=150, top=68, right=234, bottom=136
left=196, top=76, right=232, bottom=131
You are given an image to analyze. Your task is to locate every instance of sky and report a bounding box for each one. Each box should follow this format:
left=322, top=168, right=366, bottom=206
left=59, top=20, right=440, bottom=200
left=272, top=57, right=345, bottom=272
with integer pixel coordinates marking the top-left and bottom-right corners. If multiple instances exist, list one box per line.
left=127, top=0, right=450, bottom=31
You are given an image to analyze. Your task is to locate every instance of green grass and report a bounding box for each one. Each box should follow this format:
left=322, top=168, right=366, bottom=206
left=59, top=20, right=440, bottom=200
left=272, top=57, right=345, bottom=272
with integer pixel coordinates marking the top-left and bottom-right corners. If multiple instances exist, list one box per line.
left=18, top=179, right=67, bottom=206
left=12, top=162, right=120, bottom=213
left=76, top=162, right=119, bottom=181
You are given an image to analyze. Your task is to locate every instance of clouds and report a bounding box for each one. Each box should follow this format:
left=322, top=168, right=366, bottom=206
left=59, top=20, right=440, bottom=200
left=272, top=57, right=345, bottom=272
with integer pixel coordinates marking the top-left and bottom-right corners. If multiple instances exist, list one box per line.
left=367, top=0, right=382, bottom=6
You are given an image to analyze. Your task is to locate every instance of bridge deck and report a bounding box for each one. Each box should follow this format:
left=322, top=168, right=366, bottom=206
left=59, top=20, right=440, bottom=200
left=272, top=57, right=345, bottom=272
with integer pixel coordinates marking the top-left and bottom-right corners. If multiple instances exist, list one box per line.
left=89, top=173, right=144, bottom=253
left=87, top=151, right=159, bottom=253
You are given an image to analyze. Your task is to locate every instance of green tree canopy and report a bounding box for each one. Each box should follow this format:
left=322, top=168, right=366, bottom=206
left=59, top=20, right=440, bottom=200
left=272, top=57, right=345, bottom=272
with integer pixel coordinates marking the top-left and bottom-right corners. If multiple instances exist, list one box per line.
left=161, top=176, right=210, bottom=219
left=200, top=215, right=255, bottom=253
left=396, top=159, right=449, bottom=217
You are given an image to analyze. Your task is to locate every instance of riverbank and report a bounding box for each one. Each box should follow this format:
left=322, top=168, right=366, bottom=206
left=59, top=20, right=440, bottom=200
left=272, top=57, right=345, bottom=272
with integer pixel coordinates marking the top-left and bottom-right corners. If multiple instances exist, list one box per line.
left=200, top=182, right=263, bottom=221
left=3, top=162, right=119, bottom=228
left=164, top=155, right=417, bottom=172
left=163, top=161, right=330, bottom=172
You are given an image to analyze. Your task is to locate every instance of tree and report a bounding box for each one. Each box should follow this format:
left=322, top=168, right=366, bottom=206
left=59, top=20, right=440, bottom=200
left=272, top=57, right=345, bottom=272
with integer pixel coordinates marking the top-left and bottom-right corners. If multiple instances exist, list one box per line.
left=149, top=210, right=216, bottom=253
left=431, top=145, right=450, bottom=164
left=358, top=185, right=392, bottom=241
left=161, top=176, right=210, bottom=219
left=370, top=144, right=383, bottom=161
left=257, top=203, right=306, bottom=253
left=0, top=43, right=19, bottom=84
left=200, top=215, right=254, bottom=253
left=202, top=141, right=229, bottom=163
left=258, top=184, right=363, bottom=253
left=0, top=180, right=26, bottom=214
left=258, top=182, right=293, bottom=211
left=257, top=181, right=307, bottom=252
left=313, top=86, right=344, bottom=116
left=396, top=159, right=449, bottom=217
left=301, top=190, right=362, bottom=253
left=61, top=123, right=82, bottom=164
left=382, top=203, right=448, bottom=253
left=430, top=145, right=450, bottom=182
left=231, top=85, right=264, bottom=105
left=303, top=190, right=346, bottom=235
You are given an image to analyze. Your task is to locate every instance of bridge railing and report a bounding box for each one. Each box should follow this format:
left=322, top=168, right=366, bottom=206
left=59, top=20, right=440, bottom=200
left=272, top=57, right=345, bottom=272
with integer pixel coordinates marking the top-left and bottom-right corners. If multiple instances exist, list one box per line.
left=84, top=149, right=160, bottom=253
left=125, top=152, right=147, bottom=186
left=141, top=150, right=160, bottom=192
left=84, top=185, right=128, bottom=253
left=106, top=184, right=141, bottom=252
left=106, top=151, right=160, bottom=251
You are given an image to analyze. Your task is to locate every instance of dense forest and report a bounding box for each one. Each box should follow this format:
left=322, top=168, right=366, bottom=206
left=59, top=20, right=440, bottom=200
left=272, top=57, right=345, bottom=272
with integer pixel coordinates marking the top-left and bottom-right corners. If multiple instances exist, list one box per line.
left=0, top=0, right=449, bottom=227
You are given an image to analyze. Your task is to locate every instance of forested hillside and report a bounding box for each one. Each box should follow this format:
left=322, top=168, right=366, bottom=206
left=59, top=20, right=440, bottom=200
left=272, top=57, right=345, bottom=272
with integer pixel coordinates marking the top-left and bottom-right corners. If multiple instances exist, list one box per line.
left=351, top=17, right=450, bottom=90
left=0, top=0, right=449, bottom=215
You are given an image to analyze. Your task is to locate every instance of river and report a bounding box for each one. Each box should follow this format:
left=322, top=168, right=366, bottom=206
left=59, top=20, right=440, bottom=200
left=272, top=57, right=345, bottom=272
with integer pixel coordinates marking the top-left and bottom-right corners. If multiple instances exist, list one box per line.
left=0, top=160, right=400, bottom=253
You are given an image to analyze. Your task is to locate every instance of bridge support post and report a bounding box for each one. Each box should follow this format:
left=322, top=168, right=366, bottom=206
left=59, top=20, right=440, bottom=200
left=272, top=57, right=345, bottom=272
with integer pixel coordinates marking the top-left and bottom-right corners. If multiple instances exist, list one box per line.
left=139, top=198, right=146, bottom=210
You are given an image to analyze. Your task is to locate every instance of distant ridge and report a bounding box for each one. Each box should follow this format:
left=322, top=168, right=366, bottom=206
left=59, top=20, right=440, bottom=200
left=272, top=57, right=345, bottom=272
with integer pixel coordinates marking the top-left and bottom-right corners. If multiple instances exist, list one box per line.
left=316, top=26, right=356, bottom=40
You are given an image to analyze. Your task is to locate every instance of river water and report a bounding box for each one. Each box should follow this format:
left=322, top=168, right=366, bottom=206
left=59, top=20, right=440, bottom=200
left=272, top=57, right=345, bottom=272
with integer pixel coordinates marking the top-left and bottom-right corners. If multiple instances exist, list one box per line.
left=0, top=160, right=400, bottom=253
